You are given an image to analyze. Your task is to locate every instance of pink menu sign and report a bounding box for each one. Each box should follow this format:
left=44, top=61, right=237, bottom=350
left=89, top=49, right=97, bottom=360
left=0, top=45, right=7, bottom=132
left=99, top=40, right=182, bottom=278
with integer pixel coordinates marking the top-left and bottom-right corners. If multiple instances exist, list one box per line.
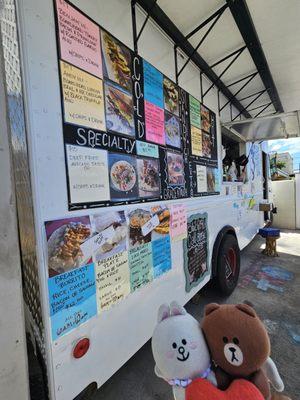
left=56, top=0, right=102, bottom=78
left=170, top=204, right=187, bottom=241
left=145, top=100, right=165, bottom=145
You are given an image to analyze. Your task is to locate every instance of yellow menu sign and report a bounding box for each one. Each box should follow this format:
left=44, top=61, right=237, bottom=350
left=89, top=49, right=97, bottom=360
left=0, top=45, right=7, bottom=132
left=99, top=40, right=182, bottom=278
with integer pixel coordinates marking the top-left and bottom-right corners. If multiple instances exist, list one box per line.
left=191, top=126, right=203, bottom=156
left=60, top=61, right=106, bottom=130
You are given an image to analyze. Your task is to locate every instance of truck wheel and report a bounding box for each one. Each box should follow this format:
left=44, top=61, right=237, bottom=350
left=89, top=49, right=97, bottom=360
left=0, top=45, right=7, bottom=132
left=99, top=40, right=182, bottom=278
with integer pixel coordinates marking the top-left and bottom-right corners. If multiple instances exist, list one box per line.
left=74, top=383, right=97, bottom=400
left=216, top=234, right=240, bottom=296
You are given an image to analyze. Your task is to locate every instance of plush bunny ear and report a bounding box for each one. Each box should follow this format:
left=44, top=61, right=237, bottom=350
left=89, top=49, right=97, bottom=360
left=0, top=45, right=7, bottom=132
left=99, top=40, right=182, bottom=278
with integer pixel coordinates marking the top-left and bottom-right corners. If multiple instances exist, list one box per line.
left=170, top=301, right=186, bottom=316
left=204, top=303, right=220, bottom=316
left=157, top=304, right=170, bottom=323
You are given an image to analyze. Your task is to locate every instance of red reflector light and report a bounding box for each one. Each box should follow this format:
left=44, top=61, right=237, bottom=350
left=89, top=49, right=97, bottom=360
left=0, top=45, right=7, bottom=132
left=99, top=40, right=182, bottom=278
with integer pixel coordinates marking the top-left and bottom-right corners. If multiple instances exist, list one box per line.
left=73, top=338, right=90, bottom=359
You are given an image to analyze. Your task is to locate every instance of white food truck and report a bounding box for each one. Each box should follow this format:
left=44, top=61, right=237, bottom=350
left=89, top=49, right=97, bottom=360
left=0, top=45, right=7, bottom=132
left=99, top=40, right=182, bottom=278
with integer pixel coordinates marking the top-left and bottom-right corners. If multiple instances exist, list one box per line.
left=2, top=0, right=299, bottom=399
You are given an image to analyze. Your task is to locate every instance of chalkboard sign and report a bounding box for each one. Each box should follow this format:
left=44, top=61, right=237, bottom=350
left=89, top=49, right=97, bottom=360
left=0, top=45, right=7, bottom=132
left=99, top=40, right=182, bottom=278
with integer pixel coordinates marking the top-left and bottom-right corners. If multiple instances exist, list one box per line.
left=183, top=213, right=209, bottom=292
left=54, top=0, right=219, bottom=211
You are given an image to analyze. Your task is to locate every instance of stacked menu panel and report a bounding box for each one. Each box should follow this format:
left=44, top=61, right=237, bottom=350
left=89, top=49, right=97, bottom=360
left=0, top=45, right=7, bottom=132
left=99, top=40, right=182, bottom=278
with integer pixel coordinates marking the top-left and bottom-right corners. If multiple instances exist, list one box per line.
left=54, top=0, right=219, bottom=211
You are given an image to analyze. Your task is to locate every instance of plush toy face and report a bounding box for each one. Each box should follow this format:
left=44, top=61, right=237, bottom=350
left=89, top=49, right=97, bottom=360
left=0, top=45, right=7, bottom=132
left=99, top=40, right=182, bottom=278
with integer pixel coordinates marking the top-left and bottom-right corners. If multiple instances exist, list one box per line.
left=152, top=302, right=210, bottom=381
left=202, top=303, right=270, bottom=377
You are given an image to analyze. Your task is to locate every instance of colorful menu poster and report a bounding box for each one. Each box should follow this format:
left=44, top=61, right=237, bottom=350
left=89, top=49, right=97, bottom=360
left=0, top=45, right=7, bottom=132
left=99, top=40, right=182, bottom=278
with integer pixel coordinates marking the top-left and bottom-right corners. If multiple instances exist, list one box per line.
left=60, top=61, right=106, bottom=130
left=66, top=145, right=110, bottom=204
left=136, top=141, right=159, bottom=158
left=152, top=236, right=171, bottom=278
left=183, top=213, right=208, bottom=292
left=191, top=126, right=202, bottom=156
left=48, top=264, right=97, bottom=340
left=95, top=251, right=130, bottom=311
left=145, top=101, right=165, bottom=145
left=189, top=95, right=201, bottom=128
left=170, top=204, right=187, bottom=240
left=143, top=60, right=163, bottom=108
left=196, top=165, right=207, bottom=193
left=128, top=243, right=153, bottom=291
left=56, top=0, right=102, bottom=78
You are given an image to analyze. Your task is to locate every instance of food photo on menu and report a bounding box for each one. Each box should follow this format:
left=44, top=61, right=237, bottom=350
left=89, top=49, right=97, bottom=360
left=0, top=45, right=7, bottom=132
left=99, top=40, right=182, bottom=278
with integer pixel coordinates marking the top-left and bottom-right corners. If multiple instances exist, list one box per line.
left=163, top=77, right=179, bottom=116
left=101, top=30, right=132, bottom=92
left=127, top=206, right=171, bottom=248
left=165, top=111, right=181, bottom=149
left=104, top=80, right=135, bottom=136
left=207, top=167, right=216, bottom=192
left=202, top=132, right=212, bottom=158
left=201, top=104, right=211, bottom=133
left=89, top=211, right=127, bottom=262
left=45, top=216, right=92, bottom=277
left=167, top=151, right=185, bottom=186
left=108, top=153, right=138, bottom=201
left=137, top=158, right=160, bottom=198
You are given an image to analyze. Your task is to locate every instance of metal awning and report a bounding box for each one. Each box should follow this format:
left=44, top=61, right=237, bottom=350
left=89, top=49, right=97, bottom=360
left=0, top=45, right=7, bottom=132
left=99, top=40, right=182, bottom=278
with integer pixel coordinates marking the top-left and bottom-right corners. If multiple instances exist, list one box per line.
left=222, top=111, right=300, bottom=142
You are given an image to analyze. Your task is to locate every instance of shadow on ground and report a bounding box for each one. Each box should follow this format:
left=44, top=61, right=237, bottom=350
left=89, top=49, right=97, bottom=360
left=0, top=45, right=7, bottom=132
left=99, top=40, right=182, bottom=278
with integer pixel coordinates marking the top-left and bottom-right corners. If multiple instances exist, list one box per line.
left=91, top=231, right=300, bottom=400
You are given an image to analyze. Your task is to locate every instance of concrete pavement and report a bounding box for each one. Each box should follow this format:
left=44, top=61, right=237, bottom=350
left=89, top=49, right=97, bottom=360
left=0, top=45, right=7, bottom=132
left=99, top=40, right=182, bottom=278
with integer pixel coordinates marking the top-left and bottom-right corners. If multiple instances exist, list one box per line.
left=91, top=230, right=300, bottom=400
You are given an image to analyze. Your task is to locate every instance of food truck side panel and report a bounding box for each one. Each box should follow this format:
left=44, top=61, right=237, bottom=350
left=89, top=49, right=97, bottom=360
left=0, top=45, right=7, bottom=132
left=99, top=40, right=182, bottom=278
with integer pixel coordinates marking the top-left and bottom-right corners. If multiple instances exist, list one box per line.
left=14, top=0, right=264, bottom=399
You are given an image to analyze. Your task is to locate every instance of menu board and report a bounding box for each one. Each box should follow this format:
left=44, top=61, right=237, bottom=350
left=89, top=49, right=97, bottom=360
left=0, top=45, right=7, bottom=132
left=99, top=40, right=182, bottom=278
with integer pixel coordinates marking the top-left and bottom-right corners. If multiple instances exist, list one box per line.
left=183, top=213, right=209, bottom=292
left=54, top=0, right=219, bottom=210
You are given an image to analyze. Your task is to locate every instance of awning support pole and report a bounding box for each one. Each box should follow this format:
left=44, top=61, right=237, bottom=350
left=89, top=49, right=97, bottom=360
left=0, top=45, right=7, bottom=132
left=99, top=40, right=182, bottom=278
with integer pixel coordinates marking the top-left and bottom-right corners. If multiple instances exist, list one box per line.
left=232, top=89, right=267, bottom=121
left=219, top=71, right=258, bottom=112
left=238, top=89, right=267, bottom=102
left=176, top=6, right=226, bottom=79
left=227, top=71, right=258, bottom=88
left=131, top=0, right=158, bottom=53
left=247, top=102, right=272, bottom=112
left=254, top=102, right=272, bottom=118
left=203, top=46, right=246, bottom=98
left=209, top=45, right=246, bottom=69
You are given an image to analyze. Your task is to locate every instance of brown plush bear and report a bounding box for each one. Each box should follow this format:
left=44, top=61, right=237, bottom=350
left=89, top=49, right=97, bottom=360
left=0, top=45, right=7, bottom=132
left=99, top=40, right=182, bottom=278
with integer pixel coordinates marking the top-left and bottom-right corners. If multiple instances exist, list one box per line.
left=202, top=303, right=272, bottom=399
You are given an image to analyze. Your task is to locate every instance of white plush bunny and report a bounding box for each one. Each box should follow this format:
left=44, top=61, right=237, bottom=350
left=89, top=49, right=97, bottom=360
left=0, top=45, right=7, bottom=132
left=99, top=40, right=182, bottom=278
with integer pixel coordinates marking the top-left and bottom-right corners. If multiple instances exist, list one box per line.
left=151, top=301, right=217, bottom=400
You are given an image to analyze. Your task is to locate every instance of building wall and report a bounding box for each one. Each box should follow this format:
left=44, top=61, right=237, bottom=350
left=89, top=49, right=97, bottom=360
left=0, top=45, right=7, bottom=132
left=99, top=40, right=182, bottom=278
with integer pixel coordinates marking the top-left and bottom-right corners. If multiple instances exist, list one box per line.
left=276, top=152, right=294, bottom=174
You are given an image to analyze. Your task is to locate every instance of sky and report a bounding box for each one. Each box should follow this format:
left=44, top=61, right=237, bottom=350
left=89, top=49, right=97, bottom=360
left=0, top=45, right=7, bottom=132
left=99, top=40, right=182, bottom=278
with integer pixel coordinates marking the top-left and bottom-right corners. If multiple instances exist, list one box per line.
left=268, top=137, right=300, bottom=171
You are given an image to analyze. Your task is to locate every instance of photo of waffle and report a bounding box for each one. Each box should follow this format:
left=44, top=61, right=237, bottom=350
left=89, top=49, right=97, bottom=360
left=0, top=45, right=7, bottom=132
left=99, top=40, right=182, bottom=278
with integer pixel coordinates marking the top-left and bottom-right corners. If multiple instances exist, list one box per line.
left=202, top=132, right=212, bottom=158
left=167, top=152, right=185, bottom=186
left=163, top=77, right=179, bottom=116
left=137, top=158, right=160, bottom=198
left=101, top=31, right=132, bottom=91
left=104, top=81, right=134, bottom=136
left=46, top=218, right=91, bottom=276
left=151, top=205, right=170, bottom=236
left=127, top=208, right=152, bottom=248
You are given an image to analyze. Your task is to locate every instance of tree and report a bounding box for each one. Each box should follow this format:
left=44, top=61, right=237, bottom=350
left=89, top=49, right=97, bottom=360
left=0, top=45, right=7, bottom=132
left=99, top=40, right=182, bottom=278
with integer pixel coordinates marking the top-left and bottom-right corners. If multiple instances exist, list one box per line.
left=275, top=161, right=286, bottom=170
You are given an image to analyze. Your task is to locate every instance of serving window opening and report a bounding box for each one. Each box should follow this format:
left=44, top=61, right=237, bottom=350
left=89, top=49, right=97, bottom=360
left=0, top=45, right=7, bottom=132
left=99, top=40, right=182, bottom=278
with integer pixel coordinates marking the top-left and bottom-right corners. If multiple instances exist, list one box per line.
left=222, top=129, right=248, bottom=183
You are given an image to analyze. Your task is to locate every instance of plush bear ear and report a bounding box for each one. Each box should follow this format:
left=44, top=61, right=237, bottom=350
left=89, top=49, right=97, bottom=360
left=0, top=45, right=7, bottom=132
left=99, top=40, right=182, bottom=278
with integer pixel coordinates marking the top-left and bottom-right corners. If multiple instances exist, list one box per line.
left=236, top=303, right=257, bottom=317
left=157, top=304, right=170, bottom=323
left=204, top=303, right=220, bottom=316
left=170, top=301, right=186, bottom=316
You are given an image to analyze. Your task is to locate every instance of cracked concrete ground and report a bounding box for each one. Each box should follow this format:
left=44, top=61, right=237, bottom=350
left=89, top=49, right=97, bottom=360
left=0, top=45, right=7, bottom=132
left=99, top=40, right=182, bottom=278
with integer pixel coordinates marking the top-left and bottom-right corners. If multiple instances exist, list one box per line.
left=91, top=230, right=300, bottom=400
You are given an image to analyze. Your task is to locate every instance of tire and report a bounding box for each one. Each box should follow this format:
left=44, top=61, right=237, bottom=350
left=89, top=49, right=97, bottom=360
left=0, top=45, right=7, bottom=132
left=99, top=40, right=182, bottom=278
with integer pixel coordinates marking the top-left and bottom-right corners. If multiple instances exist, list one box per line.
left=74, top=383, right=97, bottom=400
left=215, top=234, right=240, bottom=296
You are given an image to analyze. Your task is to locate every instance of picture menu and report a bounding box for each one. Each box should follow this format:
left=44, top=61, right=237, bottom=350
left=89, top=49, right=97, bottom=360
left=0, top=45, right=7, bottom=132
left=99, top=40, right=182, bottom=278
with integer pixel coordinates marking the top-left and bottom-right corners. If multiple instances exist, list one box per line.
left=54, top=0, right=219, bottom=210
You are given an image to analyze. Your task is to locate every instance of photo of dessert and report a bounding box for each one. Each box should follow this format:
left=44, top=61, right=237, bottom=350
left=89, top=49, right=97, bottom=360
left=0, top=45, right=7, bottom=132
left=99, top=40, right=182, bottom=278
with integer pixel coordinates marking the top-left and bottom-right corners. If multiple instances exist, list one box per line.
left=163, top=77, right=179, bottom=116
left=167, top=152, right=185, bottom=186
left=151, top=205, right=170, bottom=236
left=90, top=211, right=127, bottom=261
left=46, top=217, right=91, bottom=276
left=137, top=158, right=160, bottom=198
left=127, top=208, right=152, bottom=248
left=101, top=31, right=132, bottom=91
left=165, top=111, right=181, bottom=149
left=104, top=81, right=134, bottom=136
left=202, top=132, right=212, bottom=158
